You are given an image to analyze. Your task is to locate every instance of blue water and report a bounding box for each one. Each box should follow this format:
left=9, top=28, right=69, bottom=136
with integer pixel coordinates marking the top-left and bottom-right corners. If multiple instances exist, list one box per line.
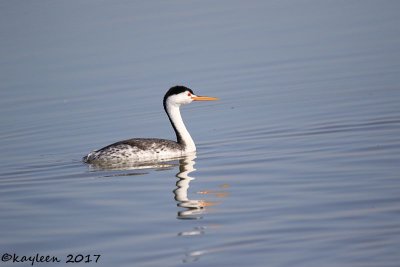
left=1, top=1, right=400, bottom=266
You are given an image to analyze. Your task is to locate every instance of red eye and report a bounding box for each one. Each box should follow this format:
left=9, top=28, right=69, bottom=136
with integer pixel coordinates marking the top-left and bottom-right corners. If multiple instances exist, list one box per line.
left=187, top=92, right=191, bottom=96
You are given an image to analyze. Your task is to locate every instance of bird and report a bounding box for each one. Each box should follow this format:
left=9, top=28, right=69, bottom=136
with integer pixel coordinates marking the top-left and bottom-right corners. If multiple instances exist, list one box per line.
left=83, top=86, right=218, bottom=164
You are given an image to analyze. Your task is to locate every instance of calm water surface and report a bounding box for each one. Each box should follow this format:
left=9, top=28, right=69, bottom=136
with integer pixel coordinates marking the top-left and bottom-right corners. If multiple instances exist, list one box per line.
left=1, top=1, right=400, bottom=266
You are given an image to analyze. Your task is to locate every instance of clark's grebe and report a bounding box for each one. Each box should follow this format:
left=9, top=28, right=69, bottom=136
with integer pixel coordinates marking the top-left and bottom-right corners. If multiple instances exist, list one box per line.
left=83, top=86, right=218, bottom=163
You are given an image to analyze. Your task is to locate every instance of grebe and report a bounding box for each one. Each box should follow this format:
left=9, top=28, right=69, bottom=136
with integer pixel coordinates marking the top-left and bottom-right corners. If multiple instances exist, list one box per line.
left=83, top=86, right=218, bottom=164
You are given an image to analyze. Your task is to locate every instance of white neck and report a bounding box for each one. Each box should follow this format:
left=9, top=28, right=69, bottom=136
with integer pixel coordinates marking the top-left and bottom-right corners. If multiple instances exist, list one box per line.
left=165, top=102, right=196, bottom=152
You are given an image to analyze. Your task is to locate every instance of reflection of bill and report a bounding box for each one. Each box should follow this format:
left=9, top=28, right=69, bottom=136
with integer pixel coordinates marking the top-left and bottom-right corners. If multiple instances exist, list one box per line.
left=174, top=154, right=228, bottom=220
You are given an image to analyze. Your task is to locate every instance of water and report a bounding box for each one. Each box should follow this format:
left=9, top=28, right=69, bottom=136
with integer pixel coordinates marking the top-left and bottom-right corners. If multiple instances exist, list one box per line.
left=1, top=1, right=400, bottom=266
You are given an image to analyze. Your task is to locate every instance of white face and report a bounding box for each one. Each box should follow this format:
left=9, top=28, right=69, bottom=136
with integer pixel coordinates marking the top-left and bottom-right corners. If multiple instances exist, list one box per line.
left=167, top=90, right=196, bottom=106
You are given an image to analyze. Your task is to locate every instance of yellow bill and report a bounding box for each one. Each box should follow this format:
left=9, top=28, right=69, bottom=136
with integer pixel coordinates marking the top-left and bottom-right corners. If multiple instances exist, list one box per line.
left=191, top=95, right=219, bottom=101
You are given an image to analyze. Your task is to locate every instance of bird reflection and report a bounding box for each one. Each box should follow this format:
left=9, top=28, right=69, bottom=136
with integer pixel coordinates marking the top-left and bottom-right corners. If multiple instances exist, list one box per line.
left=173, top=154, right=218, bottom=220
left=86, top=152, right=230, bottom=263
left=86, top=154, right=229, bottom=221
left=85, top=158, right=179, bottom=171
left=173, top=154, right=230, bottom=263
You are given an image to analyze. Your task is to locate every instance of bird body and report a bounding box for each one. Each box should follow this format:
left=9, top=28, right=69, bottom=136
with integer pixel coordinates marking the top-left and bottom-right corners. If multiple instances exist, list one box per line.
left=83, top=86, right=217, bottom=164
